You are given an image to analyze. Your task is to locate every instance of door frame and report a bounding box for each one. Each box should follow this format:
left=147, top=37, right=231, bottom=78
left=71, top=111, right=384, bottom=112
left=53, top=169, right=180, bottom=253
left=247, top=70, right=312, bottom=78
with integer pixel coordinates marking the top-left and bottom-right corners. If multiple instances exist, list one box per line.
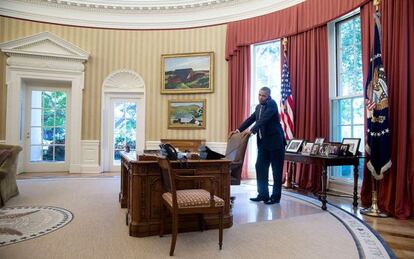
left=23, top=84, right=71, bottom=172
left=102, top=93, right=145, bottom=172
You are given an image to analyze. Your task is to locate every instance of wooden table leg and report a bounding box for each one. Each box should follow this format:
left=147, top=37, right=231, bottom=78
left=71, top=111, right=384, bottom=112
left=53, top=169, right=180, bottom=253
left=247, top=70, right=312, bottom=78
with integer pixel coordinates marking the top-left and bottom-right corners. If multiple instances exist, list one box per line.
left=353, top=163, right=359, bottom=207
left=284, top=161, right=292, bottom=188
left=320, top=165, right=327, bottom=210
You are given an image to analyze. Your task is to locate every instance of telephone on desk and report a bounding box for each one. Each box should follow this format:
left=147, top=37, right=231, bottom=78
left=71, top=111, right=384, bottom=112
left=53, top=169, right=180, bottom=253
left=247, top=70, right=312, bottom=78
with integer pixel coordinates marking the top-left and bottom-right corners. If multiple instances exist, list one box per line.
left=159, top=143, right=189, bottom=160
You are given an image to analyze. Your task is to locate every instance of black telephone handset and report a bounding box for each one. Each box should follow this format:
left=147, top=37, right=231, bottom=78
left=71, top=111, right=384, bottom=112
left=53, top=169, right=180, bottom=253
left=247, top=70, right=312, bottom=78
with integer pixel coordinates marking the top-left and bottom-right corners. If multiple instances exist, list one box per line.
left=160, top=143, right=178, bottom=160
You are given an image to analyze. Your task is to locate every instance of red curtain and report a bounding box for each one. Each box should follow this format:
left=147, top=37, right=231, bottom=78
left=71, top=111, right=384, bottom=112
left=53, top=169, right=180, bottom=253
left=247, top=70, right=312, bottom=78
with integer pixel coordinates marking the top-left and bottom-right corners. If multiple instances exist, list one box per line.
left=287, top=27, right=330, bottom=192
left=227, top=46, right=251, bottom=179
left=360, top=0, right=414, bottom=219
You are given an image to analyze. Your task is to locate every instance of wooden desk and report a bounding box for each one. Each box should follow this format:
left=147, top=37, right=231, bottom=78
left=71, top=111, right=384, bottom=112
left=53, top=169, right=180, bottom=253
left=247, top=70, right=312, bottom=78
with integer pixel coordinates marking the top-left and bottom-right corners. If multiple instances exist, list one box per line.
left=284, top=153, right=361, bottom=210
left=160, top=139, right=205, bottom=152
left=120, top=152, right=232, bottom=237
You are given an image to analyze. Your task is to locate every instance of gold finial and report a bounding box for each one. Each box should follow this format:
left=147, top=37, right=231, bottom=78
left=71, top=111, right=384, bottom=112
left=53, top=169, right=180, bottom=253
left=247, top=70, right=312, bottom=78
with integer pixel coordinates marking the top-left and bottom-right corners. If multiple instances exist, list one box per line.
left=373, top=0, right=381, bottom=11
left=282, top=37, right=288, bottom=52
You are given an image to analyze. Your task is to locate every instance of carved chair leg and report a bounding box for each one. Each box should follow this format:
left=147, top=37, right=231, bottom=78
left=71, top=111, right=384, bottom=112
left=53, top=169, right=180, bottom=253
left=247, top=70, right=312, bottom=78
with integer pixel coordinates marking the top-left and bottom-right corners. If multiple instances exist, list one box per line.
left=170, top=214, right=178, bottom=256
left=219, top=209, right=223, bottom=250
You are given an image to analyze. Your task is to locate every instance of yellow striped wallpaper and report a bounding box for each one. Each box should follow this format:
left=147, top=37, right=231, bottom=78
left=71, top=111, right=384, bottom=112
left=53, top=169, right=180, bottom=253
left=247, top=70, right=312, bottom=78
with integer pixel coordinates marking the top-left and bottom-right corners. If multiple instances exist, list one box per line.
left=0, top=17, right=228, bottom=142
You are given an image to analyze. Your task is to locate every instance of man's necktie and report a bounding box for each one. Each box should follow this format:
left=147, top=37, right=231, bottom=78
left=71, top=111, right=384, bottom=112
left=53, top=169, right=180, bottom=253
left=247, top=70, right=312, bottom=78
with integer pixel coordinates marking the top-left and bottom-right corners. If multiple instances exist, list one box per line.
left=258, top=105, right=263, bottom=139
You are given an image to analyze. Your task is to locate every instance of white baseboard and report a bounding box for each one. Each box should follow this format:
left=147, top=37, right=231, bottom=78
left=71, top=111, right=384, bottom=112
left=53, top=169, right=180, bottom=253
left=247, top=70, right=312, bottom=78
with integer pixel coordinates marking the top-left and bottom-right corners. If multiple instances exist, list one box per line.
left=328, top=179, right=361, bottom=195
left=145, top=140, right=227, bottom=155
left=79, top=140, right=101, bottom=173
left=0, top=140, right=5, bottom=144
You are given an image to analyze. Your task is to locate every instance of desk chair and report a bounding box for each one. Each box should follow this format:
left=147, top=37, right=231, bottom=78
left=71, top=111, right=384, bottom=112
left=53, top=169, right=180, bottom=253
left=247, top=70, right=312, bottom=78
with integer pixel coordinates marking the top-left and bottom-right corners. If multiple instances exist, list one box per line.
left=225, top=133, right=250, bottom=197
left=158, top=158, right=225, bottom=256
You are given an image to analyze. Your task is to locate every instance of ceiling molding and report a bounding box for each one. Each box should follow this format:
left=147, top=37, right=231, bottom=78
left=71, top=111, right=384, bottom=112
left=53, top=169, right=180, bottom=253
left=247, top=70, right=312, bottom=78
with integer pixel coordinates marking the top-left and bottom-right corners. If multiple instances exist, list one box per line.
left=0, top=0, right=304, bottom=29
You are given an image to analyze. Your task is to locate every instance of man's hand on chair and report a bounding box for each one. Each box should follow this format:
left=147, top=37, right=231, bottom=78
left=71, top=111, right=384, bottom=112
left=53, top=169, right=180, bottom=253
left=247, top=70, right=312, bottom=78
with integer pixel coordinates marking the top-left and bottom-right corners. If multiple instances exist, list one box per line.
left=228, top=130, right=239, bottom=138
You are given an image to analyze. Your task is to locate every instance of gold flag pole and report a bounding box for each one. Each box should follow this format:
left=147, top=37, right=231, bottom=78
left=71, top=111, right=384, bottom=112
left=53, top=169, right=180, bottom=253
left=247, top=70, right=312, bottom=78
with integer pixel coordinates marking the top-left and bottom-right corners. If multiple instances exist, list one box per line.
left=360, top=0, right=388, bottom=218
left=360, top=177, right=388, bottom=217
left=281, top=37, right=293, bottom=189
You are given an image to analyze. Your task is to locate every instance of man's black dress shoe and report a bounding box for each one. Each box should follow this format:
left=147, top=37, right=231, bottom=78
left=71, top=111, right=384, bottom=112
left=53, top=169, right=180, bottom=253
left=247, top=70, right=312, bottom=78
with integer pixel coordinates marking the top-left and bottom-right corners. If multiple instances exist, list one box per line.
left=249, top=196, right=269, bottom=202
left=264, top=197, right=280, bottom=205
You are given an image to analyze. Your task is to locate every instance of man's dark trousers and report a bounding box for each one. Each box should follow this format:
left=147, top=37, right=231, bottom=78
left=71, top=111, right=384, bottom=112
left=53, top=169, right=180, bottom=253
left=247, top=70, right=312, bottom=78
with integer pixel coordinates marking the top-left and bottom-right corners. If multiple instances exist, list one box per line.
left=255, top=136, right=285, bottom=200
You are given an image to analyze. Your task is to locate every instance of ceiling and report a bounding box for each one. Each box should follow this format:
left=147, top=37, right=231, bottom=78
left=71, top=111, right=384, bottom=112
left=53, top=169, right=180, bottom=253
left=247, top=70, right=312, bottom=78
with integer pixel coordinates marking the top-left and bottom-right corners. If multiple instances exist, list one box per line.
left=0, top=0, right=305, bottom=29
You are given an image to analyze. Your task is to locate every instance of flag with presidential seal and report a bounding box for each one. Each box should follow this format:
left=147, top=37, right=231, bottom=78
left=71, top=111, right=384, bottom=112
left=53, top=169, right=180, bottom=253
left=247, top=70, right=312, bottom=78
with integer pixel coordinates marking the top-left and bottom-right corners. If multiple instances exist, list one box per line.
left=365, top=10, right=391, bottom=180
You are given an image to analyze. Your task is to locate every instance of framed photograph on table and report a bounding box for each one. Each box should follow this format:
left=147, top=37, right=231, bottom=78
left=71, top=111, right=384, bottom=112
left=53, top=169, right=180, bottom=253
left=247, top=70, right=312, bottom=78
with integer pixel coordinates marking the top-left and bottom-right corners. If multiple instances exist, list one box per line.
left=328, top=143, right=342, bottom=156
left=168, top=99, right=206, bottom=129
left=310, top=144, right=320, bottom=155
left=301, top=142, right=314, bottom=156
left=161, top=52, right=214, bottom=94
left=341, top=138, right=361, bottom=156
left=314, top=137, right=325, bottom=145
left=286, top=139, right=304, bottom=153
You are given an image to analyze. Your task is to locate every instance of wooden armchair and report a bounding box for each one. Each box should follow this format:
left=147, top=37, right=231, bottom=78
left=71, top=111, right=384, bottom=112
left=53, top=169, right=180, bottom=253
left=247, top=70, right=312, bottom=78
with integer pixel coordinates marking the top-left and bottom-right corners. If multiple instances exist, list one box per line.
left=225, top=132, right=250, bottom=185
left=158, top=158, right=224, bottom=256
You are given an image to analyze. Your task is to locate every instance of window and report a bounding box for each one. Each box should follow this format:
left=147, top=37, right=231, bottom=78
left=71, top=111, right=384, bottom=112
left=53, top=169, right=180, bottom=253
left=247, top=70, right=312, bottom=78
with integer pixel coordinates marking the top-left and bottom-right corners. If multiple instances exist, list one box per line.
left=330, top=13, right=364, bottom=181
left=248, top=40, right=281, bottom=176
left=29, top=90, right=67, bottom=162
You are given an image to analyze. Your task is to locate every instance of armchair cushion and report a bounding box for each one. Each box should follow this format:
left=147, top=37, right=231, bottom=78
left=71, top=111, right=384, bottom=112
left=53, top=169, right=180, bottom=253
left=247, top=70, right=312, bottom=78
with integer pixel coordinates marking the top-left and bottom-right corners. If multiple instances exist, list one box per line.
left=162, top=189, right=224, bottom=209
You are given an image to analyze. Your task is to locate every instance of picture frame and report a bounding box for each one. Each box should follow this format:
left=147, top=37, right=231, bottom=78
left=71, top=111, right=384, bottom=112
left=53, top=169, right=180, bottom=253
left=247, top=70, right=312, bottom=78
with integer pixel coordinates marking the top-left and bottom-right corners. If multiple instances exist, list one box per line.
left=314, top=137, right=325, bottom=145
left=328, top=142, right=342, bottom=156
left=341, top=138, right=361, bottom=156
left=339, top=144, right=350, bottom=156
left=318, top=143, right=330, bottom=156
left=310, top=144, right=320, bottom=155
left=168, top=99, right=206, bottom=129
left=301, top=142, right=314, bottom=156
left=161, top=52, right=214, bottom=94
left=286, top=139, right=304, bottom=153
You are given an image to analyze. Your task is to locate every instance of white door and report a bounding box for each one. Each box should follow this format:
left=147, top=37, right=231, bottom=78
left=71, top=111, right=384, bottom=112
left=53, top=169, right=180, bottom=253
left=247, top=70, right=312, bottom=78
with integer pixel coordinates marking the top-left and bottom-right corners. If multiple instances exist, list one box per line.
left=24, top=87, right=70, bottom=172
left=107, top=98, right=142, bottom=172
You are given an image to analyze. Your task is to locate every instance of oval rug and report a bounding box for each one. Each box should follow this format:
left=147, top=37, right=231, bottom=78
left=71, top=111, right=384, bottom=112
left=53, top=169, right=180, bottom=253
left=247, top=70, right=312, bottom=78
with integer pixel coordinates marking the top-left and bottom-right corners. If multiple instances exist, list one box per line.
left=0, top=206, right=73, bottom=247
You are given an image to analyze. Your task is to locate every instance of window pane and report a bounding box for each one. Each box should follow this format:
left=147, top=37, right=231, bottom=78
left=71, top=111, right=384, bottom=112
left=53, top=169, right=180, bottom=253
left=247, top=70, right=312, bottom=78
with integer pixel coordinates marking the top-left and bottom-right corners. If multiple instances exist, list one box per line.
left=43, top=109, right=55, bottom=126
left=55, top=146, right=65, bottom=161
left=353, top=98, right=364, bottom=124
left=55, top=109, right=66, bottom=126
left=55, top=127, right=66, bottom=144
left=42, top=127, right=54, bottom=145
left=42, top=92, right=54, bottom=109
left=337, top=16, right=363, bottom=96
left=340, top=125, right=352, bottom=141
left=338, top=99, right=352, bottom=125
left=42, top=146, right=54, bottom=161
left=30, top=127, right=42, bottom=145
left=53, top=92, right=67, bottom=109
left=31, top=91, right=42, bottom=108
left=30, top=146, right=42, bottom=162
left=31, top=109, right=42, bottom=127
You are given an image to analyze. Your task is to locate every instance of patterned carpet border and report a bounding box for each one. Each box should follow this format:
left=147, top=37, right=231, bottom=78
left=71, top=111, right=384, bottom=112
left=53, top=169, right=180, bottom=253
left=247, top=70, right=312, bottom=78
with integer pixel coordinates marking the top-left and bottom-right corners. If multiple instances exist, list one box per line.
left=0, top=206, right=74, bottom=247
left=283, top=191, right=396, bottom=259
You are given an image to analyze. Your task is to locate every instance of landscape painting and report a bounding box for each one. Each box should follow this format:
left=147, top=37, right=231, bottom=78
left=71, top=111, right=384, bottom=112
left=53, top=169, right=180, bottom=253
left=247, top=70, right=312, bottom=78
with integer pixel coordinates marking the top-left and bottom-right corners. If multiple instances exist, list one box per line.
left=161, top=52, right=213, bottom=94
left=168, top=99, right=206, bottom=129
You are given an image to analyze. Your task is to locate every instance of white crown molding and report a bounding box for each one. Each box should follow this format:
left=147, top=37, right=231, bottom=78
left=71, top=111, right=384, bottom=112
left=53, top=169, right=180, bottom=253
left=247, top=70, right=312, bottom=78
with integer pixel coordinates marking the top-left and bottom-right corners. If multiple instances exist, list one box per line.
left=0, top=0, right=304, bottom=29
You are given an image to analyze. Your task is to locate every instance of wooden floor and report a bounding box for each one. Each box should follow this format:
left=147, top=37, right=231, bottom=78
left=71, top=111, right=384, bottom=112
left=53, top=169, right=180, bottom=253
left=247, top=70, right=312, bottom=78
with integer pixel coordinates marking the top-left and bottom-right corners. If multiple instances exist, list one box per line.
left=16, top=172, right=414, bottom=258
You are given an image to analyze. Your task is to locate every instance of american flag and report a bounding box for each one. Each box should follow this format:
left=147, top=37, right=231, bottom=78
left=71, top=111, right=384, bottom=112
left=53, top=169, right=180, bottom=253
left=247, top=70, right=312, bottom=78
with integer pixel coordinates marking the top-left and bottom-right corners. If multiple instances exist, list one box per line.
left=280, top=51, right=294, bottom=140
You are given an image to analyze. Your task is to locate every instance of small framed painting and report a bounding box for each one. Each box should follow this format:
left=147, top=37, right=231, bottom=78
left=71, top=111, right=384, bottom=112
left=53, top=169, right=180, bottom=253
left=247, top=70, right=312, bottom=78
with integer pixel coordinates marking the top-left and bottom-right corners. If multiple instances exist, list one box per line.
left=286, top=139, right=304, bottom=153
left=168, top=99, right=206, bottom=129
left=161, top=52, right=214, bottom=94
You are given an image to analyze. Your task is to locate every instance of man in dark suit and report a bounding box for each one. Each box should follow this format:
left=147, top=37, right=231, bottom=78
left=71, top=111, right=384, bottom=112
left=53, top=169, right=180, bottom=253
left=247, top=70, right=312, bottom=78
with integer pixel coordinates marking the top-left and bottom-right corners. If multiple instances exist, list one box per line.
left=230, top=87, right=286, bottom=204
